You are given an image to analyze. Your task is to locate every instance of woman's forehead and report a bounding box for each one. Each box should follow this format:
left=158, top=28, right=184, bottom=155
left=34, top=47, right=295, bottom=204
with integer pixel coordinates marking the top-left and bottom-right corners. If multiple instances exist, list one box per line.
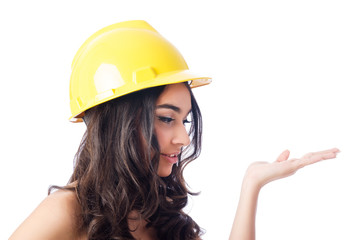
left=156, top=83, right=191, bottom=112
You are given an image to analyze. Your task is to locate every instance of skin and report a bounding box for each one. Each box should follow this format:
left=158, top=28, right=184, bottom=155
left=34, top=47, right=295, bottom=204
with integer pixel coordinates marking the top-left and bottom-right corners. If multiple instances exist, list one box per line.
left=229, top=148, right=340, bottom=240
left=9, top=83, right=192, bottom=240
left=154, top=83, right=192, bottom=177
left=9, top=83, right=340, bottom=239
left=9, top=187, right=85, bottom=240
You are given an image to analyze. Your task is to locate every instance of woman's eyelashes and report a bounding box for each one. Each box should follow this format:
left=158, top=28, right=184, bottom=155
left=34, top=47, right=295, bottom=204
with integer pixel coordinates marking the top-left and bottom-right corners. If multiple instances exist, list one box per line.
left=157, top=116, right=191, bottom=125
left=158, top=116, right=174, bottom=123
left=183, top=119, right=191, bottom=125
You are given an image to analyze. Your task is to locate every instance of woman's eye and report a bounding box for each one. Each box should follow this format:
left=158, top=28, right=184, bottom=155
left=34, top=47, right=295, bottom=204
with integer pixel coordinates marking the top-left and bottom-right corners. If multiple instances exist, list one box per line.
left=158, top=116, right=174, bottom=123
left=183, top=119, right=191, bottom=125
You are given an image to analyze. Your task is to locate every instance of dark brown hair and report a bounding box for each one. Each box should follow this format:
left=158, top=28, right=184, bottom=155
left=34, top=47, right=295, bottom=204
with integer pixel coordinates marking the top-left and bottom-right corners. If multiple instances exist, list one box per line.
left=50, top=83, right=203, bottom=239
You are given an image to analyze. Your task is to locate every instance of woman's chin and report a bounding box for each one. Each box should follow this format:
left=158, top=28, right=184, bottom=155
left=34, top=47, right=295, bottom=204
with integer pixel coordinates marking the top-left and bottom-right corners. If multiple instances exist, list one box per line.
left=157, top=167, right=173, bottom=177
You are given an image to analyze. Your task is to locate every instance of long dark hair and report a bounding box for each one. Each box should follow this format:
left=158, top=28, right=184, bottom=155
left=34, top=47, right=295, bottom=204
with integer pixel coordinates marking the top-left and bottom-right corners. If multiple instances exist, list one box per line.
left=50, top=83, right=203, bottom=239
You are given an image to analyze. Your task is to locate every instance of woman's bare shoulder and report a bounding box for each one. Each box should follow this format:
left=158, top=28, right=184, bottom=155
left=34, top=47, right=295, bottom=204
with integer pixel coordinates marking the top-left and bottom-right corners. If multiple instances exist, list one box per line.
left=9, top=188, right=84, bottom=240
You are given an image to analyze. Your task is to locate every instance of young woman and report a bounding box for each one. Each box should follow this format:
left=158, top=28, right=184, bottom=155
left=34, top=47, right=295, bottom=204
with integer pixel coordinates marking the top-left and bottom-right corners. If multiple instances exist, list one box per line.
left=9, top=20, right=339, bottom=240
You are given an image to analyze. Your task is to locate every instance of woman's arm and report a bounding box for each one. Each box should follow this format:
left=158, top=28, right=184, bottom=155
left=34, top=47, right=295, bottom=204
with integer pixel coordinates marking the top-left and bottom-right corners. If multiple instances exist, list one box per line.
left=229, top=148, right=340, bottom=240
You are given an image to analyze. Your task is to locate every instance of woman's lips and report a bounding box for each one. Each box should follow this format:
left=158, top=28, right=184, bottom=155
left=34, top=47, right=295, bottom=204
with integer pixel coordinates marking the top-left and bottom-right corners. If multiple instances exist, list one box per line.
left=161, top=153, right=179, bottom=164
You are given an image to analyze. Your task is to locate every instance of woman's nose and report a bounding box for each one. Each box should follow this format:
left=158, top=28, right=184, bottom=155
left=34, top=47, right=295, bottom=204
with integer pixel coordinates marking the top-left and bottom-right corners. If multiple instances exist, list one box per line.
left=171, top=123, right=191, bottom=147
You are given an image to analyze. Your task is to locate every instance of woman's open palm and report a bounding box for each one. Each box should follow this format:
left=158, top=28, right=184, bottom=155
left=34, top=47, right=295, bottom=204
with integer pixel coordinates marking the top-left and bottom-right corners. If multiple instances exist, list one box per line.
left=244, top=148, right=340, bottom=189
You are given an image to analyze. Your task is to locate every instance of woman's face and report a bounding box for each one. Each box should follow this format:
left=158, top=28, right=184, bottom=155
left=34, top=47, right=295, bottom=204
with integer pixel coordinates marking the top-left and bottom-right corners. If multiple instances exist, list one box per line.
left=154, top=83, right=192, bottom=177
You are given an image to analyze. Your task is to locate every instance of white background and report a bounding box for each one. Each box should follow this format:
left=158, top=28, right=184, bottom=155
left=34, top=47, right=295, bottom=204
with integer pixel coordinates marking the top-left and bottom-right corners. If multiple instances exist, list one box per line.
left=1, top=0, right=361, bottom=239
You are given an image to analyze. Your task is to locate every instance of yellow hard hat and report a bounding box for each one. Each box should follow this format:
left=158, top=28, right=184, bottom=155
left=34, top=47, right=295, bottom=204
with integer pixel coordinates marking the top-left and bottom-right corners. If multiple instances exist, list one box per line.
left=69, top=20, right=211, bottom=122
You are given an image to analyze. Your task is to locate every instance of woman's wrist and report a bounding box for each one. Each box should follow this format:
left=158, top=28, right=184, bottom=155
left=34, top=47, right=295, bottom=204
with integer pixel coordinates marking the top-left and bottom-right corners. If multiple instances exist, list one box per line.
left=242, top=166, right=265, bottom=193
left=241, top=177, right=261, bottom=201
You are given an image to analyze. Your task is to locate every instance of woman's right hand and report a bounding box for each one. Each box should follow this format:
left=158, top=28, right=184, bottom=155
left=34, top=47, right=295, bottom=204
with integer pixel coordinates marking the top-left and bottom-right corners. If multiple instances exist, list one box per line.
left=243, top=147, right=340, bottom=190
left=229, top=147, right=340, bottom=240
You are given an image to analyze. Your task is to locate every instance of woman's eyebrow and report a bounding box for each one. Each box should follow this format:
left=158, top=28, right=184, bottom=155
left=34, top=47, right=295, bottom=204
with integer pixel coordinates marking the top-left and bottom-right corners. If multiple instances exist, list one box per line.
left=156, top=104, right=181, bottom=113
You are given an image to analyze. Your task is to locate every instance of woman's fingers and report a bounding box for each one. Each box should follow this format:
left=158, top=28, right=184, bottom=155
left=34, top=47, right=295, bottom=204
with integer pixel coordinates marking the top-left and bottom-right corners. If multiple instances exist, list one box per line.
left=314, top=148, right=340, bottom=155
left=302, top=148, right=339, bottom=159
left=300, top=148, right=340, bottom=167
left=276, top=150, right=290, bottom=162
left=275, top=148, right=339, bottom=164
left=244, top=148, right=340, bottom=188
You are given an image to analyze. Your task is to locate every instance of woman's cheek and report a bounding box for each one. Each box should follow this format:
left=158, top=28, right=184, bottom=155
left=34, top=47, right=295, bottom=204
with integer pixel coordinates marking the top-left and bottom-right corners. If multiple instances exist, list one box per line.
left=154, top=125, right=171, bottom=149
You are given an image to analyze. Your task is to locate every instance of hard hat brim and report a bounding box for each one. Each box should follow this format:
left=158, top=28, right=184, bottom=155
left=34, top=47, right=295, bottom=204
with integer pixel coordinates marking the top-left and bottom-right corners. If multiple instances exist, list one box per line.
left=69, top=70, right=211, bottom=123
